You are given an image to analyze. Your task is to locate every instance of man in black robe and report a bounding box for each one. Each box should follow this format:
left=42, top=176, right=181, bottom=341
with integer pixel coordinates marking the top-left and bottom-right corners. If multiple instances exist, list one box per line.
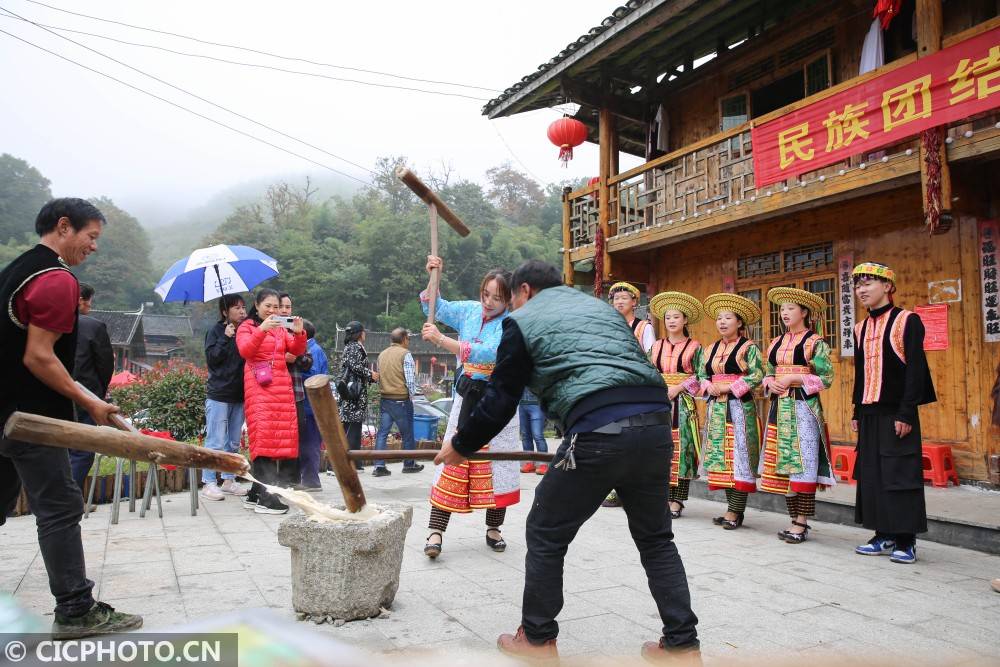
left=850, top=262, right=935, bottom=564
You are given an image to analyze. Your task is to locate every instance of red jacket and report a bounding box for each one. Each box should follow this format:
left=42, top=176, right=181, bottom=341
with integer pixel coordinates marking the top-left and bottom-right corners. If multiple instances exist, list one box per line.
left=237, top=319, right=306, bottom=460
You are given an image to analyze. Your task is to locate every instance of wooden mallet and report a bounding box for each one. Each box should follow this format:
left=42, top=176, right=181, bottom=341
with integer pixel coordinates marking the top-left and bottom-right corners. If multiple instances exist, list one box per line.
left=396, top=167, right=470, bottom=323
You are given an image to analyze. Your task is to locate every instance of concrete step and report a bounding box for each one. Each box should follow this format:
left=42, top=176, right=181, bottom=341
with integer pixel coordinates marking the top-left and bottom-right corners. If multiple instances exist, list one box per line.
left=688, top=478, right=1000, bottom=555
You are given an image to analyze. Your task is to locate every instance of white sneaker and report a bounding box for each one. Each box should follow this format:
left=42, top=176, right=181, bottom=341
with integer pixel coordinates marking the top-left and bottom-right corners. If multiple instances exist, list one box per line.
left=220, top=479, right=248, bottom=496
left=199, top=483, right=225, bottom=501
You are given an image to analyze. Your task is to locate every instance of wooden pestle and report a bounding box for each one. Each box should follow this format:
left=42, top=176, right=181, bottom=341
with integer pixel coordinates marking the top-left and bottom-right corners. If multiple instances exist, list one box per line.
left=304, top=374, right=366, bottom=512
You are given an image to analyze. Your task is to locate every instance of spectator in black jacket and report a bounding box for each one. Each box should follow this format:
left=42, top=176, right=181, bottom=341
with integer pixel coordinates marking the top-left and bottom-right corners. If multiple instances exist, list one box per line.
left=69, top=283, right=114, bottom=491
left=200, top=294, right=248, bottom=501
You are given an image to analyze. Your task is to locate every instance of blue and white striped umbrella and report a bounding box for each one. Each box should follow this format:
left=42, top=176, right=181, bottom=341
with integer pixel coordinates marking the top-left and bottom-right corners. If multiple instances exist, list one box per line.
left=154, top=244, right=278, bottom=302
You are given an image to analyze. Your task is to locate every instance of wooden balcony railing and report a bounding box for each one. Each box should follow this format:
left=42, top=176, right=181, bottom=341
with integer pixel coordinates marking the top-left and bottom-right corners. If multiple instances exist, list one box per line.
left=565, top=108, right=999, bottom=252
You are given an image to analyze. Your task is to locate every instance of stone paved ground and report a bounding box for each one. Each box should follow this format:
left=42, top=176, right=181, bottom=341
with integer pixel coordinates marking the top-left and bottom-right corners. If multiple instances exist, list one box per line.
left=3, top=464, right=999, bottom=665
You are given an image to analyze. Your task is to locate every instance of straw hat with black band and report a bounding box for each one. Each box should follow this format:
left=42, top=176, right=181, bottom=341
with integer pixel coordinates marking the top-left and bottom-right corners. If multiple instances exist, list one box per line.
left=649, top=291, right=703, bottom=325
left=608, top=281, right=640, bottom=301
left=702, top=293, right=761, bottom=326
left=767, top=287, right=827, bottom=336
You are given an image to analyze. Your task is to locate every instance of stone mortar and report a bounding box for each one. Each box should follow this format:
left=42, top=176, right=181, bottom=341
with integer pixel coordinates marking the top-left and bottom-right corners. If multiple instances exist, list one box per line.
left=277, top=502, right=413, bottom=621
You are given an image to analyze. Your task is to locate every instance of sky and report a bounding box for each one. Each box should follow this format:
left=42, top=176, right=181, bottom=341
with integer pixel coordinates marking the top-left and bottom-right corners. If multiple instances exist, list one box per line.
left=0, top=0, right=643, bottom=226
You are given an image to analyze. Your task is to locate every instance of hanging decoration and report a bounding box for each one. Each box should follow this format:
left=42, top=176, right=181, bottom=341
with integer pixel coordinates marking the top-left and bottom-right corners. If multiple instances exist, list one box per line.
left=873, top=0, right=902, bottom=29
left=547, top=116, right=588, bottom=165
left=922, top=127, right=944, bottom=234
left=593, top=225, right=605, bottom=297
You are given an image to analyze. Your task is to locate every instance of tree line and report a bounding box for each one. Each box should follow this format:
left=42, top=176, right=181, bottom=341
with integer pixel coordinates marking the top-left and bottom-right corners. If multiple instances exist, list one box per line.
left=0, top=152, right=580, bottom=349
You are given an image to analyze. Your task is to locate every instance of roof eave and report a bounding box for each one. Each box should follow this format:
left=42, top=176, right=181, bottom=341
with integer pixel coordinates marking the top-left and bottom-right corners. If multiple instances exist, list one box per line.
left=484, top=0, right=677, bottom=119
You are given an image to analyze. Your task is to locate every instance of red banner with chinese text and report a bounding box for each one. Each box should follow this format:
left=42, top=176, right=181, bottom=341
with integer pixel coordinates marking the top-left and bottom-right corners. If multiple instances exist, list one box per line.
left=752, top=26, right=1000, bottom=187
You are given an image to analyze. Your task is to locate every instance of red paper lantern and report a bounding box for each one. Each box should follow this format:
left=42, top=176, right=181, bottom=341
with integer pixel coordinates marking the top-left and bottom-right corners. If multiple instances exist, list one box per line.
left=547, top=116, right=588, bottom=165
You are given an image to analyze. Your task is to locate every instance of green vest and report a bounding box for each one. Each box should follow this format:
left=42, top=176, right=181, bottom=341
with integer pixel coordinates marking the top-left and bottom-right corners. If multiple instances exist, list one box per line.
left=509, top=286, right=664, bottom=424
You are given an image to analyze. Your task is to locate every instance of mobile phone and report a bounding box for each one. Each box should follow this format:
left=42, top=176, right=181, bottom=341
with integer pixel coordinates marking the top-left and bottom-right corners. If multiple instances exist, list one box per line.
left=272, top=315, right=296, bottom=328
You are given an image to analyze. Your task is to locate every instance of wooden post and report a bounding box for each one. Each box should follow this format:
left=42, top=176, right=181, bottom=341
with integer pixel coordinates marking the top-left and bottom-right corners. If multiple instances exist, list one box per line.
left=916, top=0, right=952, bottom=228
left=347, top=450, right=555, bottom=463
left=304, top=374, right=366, bottom=512
left=598, top=107, right=615, bottom=282
left=561, top=186, right=573, bottom=286
left=3, top=412, right=249, bottom=475
left=427, top=203, right=440, bottom=324
left=395, top=167, right=471, bottom=322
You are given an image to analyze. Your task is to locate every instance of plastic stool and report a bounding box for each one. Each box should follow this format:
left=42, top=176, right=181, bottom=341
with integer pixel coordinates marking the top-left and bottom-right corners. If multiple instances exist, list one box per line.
left=830, top=445, right=856, bottom=483
left=922, top=443, right=960, bottom=487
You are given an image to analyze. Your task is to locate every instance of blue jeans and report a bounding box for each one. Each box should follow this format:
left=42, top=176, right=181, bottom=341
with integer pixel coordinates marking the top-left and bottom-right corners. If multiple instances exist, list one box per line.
left=202, top=399, right=245, bottom=483
left=374, top=399, right=416, bottom=468
left=519, top=403, right=548, bottom=453
left=298, top=410, right=323, bottom=487
left=69, top=413, right=96, bottom=491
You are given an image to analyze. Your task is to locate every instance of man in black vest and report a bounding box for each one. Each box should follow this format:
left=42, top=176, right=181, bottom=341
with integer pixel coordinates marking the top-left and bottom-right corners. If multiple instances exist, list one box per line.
left=0, top=198, right=142, bottom=638
left=69, top=282, right=115, bottom=491
left=434, top=260, right=699, bottom=663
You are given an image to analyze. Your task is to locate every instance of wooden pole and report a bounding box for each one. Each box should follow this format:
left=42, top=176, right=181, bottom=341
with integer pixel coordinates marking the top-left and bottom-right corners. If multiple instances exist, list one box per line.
left=347, top=450, right=555, bottom=463
left=561, top=186, right=574, bottom=286
left=916, top=0, right=952, bottom=227
left=395, top=167, right=470, bottom=236
left=427, top=203, right=439, bottom=324
left=598, top=107, right=615, bottom=281
left=304, top=374, right=366, bottom=512
left=3, top=412, right=249, bottom=475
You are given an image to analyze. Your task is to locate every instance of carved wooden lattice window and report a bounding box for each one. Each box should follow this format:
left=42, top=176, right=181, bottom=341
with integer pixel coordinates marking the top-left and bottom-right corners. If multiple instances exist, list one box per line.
left=784, top=242, right=833, bottom=273
left=736, top=241, right=839, bottom=349
left=804, top=277, right=837, bottom=345
left=737, top=288, right=763, bottom=348
left=738, top=251, right=781, bottom=279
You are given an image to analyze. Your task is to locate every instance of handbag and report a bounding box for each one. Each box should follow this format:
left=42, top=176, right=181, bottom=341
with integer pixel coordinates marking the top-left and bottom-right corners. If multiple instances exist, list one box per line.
left=252, top=361, right=273, bottom=386
left=250, top=328, right=279, bottom=387
left=336, top=373, right=363, bottom=401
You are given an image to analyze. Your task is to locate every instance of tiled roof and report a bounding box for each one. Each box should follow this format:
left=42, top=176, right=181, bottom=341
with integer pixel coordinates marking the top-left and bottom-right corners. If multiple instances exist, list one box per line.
left=332, top=328, right=457, bottom=356
left=481, top=0, right=652, bottom=117
left=88, top=309, right=143, bottom=346
left=142, top=314, right=194, bottom=337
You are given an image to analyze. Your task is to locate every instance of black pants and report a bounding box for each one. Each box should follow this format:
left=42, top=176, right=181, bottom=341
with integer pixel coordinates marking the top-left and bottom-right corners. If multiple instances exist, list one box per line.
left=68, top=413, right=96, bottom=492
left=342, top=421, right=363, bottom=469
left=523, top=421, right=698, bottom=647
left=0, top=437, right=95, bottom=617
left=249, top=456, right=300, bottom=501
left=854, top=412, right=927, bottom=536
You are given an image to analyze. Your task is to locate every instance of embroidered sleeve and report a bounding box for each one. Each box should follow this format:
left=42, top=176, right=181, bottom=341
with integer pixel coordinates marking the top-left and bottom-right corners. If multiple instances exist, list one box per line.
left=681, top=345, right=702, bottom=395
left=732, top=343, right=764, bottom=398
left=420, top=290, right=476, bottom=332
left=803, top=339, right=834, bottom=396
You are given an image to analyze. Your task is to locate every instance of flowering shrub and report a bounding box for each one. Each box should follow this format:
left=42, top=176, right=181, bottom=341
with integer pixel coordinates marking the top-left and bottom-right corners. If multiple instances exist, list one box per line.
left=110, top=361, right=208, bottom=441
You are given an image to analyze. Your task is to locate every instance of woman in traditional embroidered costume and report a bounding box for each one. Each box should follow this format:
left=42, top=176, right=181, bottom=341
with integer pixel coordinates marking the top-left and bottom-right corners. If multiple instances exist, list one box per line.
left=648, top=291, right=704, bottom=519
left=602, top=281, right=654, bottom=508
left=758, top=287, right=836, bottom=544
left=697, top=293, right=764, bottom=530
left=419, top=255, right=520, bottom=558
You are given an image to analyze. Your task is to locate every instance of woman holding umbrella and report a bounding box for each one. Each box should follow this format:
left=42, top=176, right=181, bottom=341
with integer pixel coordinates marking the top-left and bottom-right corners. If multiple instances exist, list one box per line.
left=237, top=287, right=306, bottom=514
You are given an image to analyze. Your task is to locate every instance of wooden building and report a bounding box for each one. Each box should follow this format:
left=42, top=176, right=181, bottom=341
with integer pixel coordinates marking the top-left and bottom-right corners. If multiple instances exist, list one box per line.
left=485, top=0, right=1000, bottom=482
left=331, top=326, right=459, bottom=386
left=88, top=308, right=147, bottom=373
left=142, top=314, right=194, bottom=360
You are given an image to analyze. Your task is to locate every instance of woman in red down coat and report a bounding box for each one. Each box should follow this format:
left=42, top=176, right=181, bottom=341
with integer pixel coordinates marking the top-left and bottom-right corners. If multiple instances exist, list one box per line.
left=237, top=287, right=306, bottom=515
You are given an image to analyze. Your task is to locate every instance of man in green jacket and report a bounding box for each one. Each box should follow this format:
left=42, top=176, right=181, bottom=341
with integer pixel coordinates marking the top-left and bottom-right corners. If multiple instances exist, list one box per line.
left=435, top=260, right=699, bottom=662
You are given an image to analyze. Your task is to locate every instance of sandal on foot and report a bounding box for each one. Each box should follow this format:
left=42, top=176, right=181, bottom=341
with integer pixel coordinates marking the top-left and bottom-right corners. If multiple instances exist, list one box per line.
left=486, top=528, right=507, bottom=552
left=783, top=521, right=810, bottom=544
left=424, top=531, right=443, bottom=559
left=670, top=501, right=685, bottom=519
left=721, top=513, right=745, bottom=530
